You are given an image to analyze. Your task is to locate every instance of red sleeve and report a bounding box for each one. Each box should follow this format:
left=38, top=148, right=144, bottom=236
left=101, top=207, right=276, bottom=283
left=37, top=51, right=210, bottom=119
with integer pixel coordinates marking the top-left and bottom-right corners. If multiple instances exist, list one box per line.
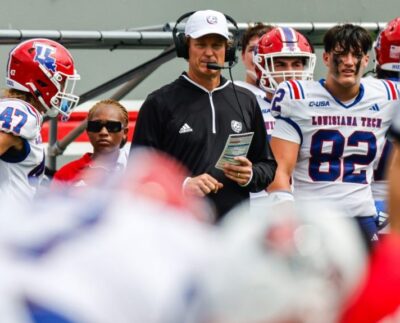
left=51, top=153, right=92, bottom=186
left=340, top=234, right=400, bottom=323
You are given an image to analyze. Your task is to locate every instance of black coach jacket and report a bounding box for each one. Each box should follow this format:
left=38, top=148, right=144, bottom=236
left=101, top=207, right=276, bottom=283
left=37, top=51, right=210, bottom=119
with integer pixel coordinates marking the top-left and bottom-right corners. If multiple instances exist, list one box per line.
left=132, top=73, right=277, bottom=220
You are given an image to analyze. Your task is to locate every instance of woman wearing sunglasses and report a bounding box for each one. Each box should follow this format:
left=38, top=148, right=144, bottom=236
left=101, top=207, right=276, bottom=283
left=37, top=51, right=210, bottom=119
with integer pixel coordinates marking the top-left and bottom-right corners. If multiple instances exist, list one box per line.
left=52, top=99, right=129, bottom=187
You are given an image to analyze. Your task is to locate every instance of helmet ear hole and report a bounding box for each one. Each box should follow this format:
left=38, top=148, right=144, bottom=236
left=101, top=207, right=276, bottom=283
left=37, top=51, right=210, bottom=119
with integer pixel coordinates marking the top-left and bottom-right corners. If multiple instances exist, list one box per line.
left=36, top=79, right=48, bottom=88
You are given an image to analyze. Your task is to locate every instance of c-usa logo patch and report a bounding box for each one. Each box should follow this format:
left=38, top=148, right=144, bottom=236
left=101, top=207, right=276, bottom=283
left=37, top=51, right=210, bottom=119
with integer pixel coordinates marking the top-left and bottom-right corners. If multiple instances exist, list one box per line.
left=231, top=120, right=242, bottom=133
left=34, top=43, right=57, bottom=72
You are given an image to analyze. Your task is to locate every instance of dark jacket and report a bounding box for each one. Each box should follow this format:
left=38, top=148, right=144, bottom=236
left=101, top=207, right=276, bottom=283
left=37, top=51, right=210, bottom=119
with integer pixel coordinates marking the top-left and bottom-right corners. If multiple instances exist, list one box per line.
left=132, top=73, right=276, bottom=220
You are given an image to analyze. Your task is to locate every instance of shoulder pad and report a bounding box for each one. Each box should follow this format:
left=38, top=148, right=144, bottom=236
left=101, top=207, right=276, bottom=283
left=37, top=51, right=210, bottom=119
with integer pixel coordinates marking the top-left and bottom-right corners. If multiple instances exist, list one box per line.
left=0, top=99, right=42, bottom=140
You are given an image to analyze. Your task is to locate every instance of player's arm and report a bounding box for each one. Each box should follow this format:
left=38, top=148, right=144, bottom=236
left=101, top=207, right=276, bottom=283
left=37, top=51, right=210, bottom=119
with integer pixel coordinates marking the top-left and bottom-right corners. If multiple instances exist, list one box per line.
left=266, top=82, right=301, bottom=202
left=267, top=137, right=299, bottom=193
left=0, top=131, right=23, bottom=156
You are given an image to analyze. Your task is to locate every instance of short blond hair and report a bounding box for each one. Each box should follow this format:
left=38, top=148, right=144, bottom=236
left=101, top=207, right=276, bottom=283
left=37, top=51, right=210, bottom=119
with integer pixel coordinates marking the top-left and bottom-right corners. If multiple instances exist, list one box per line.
left=88, top=99, right=129, bottom=127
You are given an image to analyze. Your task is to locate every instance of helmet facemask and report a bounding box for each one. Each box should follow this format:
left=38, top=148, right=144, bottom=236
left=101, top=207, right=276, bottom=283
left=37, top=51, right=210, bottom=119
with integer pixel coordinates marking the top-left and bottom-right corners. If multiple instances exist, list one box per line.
left=254, top=52, right=316, bottom=93
left=49, top=70, right=80, bottom=120
left=253, top=27, right=316, bottom=94
left=35, top=63, right=80, bottom=120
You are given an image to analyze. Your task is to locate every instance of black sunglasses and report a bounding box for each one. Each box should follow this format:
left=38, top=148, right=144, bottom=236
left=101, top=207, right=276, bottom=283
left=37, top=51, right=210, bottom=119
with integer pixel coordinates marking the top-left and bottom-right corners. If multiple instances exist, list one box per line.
left=87, top=120, right=124, bottom=133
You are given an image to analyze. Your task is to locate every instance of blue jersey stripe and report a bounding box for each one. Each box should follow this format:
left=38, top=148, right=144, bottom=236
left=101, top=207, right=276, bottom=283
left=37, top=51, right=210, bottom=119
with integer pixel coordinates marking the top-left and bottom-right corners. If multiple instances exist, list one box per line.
left=286, top=81, right=294, bottom=100
left=382, top=80, right=391, bottom=100
left=295, top=80, right=305, bottom=99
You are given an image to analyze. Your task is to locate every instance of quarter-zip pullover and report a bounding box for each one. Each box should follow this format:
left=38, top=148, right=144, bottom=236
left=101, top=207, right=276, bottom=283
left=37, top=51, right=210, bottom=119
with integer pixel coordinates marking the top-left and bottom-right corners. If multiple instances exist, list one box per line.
left=132, top=73, right=277, bottom=220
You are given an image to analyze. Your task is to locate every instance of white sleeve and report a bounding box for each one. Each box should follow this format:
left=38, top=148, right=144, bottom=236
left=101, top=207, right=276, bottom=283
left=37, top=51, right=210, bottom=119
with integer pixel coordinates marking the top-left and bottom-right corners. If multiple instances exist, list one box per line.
left=0, top=99, right=41, bottom=140
left=271, top=118, right=301, bottom=144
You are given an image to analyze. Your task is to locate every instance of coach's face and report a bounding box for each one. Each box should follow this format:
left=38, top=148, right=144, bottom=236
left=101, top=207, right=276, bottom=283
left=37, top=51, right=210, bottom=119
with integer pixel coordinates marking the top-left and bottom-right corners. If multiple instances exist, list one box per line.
left=187, top=34, right=226, bottom=81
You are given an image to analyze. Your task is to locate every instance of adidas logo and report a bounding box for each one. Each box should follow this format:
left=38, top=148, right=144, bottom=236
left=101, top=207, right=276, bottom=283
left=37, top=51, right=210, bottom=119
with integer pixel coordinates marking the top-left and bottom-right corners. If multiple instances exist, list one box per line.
left=179, top=123, right=193, bottom=134
left=371, top=233, right=379, bottom=241
left=369, top=104, right=380, bottom=111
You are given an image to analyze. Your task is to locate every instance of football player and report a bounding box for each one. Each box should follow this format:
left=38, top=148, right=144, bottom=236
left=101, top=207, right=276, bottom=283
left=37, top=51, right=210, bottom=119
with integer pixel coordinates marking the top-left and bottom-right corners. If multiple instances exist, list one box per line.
left=236, top=23, right=272, bottom=92
left=245, top=27, right=316, bottom=203
left=253, top=26, right=316, bottom=140
left=0, top=38, right=80, bottom=202
left=371, top=17, right=400, bottom=234
left=268, top=24, right=400, bottom=243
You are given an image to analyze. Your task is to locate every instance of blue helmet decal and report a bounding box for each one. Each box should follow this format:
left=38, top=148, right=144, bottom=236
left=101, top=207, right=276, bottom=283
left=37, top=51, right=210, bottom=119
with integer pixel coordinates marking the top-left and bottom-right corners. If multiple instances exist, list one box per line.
left=34, top=43, right=57, bottom=73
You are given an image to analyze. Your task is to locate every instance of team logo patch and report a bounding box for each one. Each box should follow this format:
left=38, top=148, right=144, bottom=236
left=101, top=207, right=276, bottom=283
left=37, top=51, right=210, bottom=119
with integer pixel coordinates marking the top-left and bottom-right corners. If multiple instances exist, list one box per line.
left=309, top=101, right=330, bottom=107
left=206, top=15, right=218, bottom=24
left=231, top=120, right=242, bottom=133
left=34, top=43, right=57, bottom=72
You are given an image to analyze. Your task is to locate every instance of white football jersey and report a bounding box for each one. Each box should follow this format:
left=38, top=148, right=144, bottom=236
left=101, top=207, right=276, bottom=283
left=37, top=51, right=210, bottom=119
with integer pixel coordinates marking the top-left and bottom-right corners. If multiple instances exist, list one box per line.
left=235, top=81, right=275, bottom=201
left=371, top=80, right=399, bottom=202
left=235, top=81, right=276, bottom=139
left=271, top=78, right=399, bottom=217
left=0, top=189, right=213, bottom=323
left=0, top=99, right=44, bottom=202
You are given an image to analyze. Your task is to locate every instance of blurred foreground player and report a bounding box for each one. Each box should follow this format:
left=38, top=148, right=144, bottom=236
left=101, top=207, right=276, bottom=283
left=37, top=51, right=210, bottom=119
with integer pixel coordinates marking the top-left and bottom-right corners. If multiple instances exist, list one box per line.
left=201, top=200, right=367, bottom=323
left=0, top=149, right=214, bottom=323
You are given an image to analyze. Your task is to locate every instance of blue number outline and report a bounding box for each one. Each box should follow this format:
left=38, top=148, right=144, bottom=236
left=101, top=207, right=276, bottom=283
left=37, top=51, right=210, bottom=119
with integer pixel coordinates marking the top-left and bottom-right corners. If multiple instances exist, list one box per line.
left=0, top=107, right=28, bottom=134
left=309, top=129, right=377, bottom=183
left=271, top=88, right=285, bottom=114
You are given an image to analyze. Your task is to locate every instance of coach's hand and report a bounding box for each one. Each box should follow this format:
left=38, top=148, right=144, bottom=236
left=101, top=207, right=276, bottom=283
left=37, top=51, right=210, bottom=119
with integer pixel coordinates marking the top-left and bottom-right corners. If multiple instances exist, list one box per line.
left=183, top=174, right=224, bottom=197
left=223, top=156, right=253, bottom=186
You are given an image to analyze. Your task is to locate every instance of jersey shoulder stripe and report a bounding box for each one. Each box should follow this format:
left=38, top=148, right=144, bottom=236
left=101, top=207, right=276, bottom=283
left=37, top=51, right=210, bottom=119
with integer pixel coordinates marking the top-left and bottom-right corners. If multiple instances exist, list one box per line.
left=287, top=80, right=305, bottom=100
left=25, top=103, right=42, bottom=127
left=381, top=80, right=399, bottom=100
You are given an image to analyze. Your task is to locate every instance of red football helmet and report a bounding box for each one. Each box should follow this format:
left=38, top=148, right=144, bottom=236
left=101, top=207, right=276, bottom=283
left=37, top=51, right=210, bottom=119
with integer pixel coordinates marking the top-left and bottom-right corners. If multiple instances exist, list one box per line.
left=253, top=27, right=316, bottom=93
left=374, top=17, right=400, bottom=72
left=6, top=38, right=80, bottom=119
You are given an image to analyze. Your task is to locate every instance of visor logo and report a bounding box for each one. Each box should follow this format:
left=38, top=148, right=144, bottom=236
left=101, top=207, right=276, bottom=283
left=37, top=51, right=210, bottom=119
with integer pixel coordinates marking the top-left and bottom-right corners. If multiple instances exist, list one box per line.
left=206, top=16, right=218, bottom=24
